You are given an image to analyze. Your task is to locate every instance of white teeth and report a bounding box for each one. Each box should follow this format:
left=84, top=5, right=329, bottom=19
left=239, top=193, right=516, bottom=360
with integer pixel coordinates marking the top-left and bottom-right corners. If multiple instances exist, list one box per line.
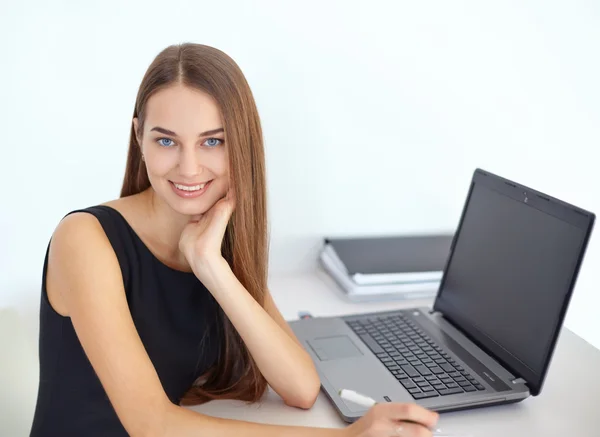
left=174, top=182, right=206, bottom=191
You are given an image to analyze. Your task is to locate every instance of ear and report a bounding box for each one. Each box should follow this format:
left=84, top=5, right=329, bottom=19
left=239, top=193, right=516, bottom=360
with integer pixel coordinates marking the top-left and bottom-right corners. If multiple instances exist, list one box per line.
left=132, top=117, right=141, bottom=145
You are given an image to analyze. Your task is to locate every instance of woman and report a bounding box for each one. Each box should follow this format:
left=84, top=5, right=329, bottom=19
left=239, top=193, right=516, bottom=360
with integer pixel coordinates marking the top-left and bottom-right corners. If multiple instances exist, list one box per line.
left=30, top=43, right=439, bottom=436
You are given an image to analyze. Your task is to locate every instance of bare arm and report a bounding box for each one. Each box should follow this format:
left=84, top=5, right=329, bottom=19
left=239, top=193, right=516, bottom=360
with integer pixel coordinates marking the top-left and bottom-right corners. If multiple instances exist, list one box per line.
left=199, top=260, right=321, bottom=409
left=49, top=213, right=337, bottom=437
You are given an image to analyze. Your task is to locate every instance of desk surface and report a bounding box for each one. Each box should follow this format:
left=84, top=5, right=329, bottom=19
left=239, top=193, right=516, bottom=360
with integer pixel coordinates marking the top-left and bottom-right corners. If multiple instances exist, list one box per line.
left=190, top=268, right=600, bottom=437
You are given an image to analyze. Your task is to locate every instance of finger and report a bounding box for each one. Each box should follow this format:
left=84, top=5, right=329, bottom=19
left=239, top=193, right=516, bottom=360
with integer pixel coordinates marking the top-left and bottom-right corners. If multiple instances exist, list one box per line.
left=212, top=198, right=234, bottom=237
left=384, top=403, right=439, bottom=430
left=225, top=187, right=236, bottom=209
left=390, top=421, right=433, bottom=437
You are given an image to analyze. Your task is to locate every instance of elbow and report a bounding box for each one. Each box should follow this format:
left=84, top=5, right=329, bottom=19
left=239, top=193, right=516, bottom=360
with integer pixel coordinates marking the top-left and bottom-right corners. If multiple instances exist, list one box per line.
left=285, top=379, right=321, bottom=410
left=295, top=392, right=319, bottom=410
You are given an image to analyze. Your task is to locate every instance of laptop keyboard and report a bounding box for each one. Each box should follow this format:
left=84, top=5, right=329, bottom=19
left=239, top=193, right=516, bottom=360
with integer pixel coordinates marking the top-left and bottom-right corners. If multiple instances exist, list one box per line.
left=346, top=313, right=486, bottom=400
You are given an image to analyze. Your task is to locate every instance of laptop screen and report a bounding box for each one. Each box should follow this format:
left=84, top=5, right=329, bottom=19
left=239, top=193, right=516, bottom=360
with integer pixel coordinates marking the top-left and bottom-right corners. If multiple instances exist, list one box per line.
left=433, top=169, right=594, bottom=396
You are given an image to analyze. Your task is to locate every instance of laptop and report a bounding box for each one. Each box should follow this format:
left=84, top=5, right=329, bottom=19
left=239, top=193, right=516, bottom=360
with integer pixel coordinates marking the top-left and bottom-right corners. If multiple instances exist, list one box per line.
left=289, top=168, right=595, bottom=422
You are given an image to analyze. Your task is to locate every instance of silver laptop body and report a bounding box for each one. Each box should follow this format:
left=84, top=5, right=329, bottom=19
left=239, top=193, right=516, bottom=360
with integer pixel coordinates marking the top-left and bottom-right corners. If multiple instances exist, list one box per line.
left=290, top=169, right=595, bottom=422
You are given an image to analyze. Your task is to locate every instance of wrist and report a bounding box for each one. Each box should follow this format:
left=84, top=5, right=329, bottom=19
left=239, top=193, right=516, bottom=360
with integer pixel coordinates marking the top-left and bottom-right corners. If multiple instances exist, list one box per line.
left=192, top=256, right=232, bottom=288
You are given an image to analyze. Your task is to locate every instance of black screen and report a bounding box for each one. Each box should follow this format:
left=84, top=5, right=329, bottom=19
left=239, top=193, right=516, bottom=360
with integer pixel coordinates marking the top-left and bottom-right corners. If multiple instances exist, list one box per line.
left=434, top=172, right=592, bottom=395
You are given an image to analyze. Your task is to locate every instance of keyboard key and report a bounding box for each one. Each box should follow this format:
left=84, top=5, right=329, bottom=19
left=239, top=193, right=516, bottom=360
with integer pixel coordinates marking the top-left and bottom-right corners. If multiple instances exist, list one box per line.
left=359, top=334, right=383, bottom=354
left=440, top=363, right=454, bottom=373
left=408, top=387, right=421, bottom=394
left=401, top=365, right=420, bottom=378
left=415, top=365, right=432, bottom=376
left=422, top=386, right=436, bottom=392
left=474, top=383, right=485, bottom=391
left=463, top=385, right=477, bottom=392
left=430, top=366, right=445, bottom=375
left=413, top=391, right=439, bottom=399
left=400, top=379, right=416, bottom=389
left=438, top=387, right=464, bottom=396
left=425, top=375, right=438, bottom=381
left=417, top=380, right=431, bottom=387
left=446, top=382, right=459, bottom=388
left=413, top=376, right=425, bottom=382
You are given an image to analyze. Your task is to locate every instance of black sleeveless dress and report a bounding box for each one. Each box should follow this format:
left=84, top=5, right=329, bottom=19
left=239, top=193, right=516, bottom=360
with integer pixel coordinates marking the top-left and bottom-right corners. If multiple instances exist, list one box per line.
left=29, top=205, right=222, bottom=436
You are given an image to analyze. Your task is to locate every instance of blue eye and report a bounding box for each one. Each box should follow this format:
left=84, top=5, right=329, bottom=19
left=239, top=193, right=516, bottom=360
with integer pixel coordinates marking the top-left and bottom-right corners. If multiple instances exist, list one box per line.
left=157, top=138, right=175, bottom=147
left=204, top=138, right=223, bottom=148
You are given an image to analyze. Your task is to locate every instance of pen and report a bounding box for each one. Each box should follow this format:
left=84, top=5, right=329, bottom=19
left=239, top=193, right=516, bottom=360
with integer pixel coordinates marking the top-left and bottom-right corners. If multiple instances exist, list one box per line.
left=338, top=389, right=466, bottom=437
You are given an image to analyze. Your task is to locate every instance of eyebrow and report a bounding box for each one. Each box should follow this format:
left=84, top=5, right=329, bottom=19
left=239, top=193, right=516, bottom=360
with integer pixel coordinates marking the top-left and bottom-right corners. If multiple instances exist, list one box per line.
left=150, top=126, right=224, bottom=137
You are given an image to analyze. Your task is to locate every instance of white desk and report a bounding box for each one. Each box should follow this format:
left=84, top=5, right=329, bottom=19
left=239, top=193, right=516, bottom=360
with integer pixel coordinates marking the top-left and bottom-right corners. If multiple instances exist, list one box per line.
left=190, top=268, right=600, bottom=437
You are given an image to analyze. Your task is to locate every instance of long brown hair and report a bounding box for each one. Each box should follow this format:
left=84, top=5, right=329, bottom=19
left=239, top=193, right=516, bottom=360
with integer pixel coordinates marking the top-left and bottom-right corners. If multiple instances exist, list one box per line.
left=120, top=43, right=269, bottom=405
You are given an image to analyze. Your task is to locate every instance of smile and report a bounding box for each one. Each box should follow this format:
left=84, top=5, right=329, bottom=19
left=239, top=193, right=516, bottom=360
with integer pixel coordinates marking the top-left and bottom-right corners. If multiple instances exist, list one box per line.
left=169, top=180, right=213, bottom=198
left=172, top=182, right=206, bottom=192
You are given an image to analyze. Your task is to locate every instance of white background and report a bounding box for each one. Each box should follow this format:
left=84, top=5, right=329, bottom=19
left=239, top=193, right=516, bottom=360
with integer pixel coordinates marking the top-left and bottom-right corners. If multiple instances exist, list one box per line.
left=1, top=0, right=599, bottom=356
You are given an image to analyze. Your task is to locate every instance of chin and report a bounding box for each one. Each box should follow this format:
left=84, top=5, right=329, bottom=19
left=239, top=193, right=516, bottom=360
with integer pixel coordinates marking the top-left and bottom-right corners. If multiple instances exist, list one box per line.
left=167, top=189, right=224, bottom=216
left=167, top=197, right=214, bottom=216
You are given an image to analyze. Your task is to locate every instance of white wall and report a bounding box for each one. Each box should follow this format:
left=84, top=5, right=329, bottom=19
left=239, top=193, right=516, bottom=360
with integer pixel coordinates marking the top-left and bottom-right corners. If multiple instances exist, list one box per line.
left=1, top=0, right=599, bottom=355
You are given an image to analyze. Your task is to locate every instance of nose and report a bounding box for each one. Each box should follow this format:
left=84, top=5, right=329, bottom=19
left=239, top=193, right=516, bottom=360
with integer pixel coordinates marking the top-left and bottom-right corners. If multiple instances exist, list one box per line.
left=178, top=146, right=201, bottom=178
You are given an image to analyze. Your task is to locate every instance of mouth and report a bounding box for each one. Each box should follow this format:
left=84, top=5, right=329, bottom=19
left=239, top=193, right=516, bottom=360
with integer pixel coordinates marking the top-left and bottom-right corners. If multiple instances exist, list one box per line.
left=169, top=180, right=213, bottom=198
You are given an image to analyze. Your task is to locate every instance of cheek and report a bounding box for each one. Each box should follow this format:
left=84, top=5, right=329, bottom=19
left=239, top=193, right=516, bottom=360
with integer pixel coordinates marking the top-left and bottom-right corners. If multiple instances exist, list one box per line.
left=217, top=150, right=230, bottom=177
left=146, top=149, right=177, bottom=176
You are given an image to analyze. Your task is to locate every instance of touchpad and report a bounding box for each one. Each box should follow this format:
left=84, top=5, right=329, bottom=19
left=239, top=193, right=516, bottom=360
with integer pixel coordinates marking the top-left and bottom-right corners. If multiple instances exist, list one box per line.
left=307, top=336, right=363, bottom=361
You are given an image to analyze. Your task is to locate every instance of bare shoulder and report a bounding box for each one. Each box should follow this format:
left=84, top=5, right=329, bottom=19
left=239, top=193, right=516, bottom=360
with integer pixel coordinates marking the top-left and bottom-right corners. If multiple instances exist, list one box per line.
left=46, top=210, right=122, bottom=317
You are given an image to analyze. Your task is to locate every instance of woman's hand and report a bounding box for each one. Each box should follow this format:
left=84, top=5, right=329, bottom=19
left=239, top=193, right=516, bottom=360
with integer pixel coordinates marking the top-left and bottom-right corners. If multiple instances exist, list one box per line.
left=343, top=403, right=439, bottom=437
left=178, top=189, right=236, bottom=281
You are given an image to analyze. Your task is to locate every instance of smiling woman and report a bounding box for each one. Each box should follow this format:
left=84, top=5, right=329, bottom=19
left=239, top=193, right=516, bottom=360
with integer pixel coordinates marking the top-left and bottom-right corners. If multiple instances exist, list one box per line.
left=28, top=43, right=438, bottom=437
left=132, top=85, right=230, bottom=208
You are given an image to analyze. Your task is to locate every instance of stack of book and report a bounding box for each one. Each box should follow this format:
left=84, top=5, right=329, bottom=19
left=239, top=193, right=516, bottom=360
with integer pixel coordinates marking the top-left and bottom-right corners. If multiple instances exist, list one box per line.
left=318, top=234, right=453, bottom=302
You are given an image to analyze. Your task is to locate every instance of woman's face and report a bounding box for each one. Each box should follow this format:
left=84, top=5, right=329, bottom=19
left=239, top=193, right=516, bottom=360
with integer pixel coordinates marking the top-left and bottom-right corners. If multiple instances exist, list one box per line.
left=134, top=84, right=229, bottom=216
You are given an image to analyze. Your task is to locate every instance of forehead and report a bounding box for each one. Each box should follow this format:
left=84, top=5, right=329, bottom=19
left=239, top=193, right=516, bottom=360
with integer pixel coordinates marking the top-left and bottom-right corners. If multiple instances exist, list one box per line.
left=144, top=84, right=222, bottom=134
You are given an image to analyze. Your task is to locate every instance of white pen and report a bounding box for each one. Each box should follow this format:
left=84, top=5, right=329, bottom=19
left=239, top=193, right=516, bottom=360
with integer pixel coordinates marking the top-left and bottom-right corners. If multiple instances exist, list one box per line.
left=338, top=389, right=467, bottom=437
